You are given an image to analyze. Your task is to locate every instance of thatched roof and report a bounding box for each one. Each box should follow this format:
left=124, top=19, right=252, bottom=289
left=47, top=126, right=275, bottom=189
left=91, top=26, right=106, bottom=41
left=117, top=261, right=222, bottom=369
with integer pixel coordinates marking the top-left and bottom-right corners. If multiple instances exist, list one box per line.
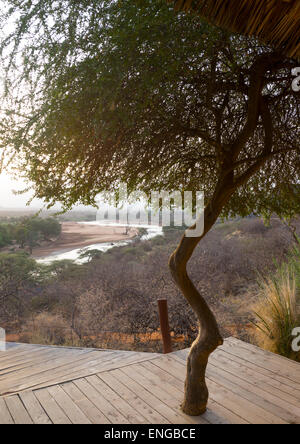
left=168, top=0, right=300, bottom=59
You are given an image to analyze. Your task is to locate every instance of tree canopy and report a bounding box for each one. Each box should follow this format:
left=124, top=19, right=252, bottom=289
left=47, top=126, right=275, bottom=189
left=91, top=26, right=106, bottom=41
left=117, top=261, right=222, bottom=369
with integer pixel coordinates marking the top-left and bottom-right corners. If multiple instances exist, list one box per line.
left=0, top=0, right=299, bottom=219
left=0, top=217, right=61, bottom=249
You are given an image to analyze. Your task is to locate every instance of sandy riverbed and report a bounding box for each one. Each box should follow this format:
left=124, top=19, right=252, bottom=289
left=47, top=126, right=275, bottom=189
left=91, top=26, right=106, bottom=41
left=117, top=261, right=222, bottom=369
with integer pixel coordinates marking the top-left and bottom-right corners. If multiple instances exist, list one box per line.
left=32, top=222, right=139, bottom=258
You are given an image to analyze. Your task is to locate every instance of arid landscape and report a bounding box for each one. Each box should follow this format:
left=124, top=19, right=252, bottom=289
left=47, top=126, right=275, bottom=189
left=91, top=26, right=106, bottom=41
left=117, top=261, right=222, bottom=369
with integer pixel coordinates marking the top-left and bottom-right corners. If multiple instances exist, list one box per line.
left=32, top=222, right=139, bottom=258
left=0, top=0, right=299, bottom=426
left=1, top=215, right=299, bottom=357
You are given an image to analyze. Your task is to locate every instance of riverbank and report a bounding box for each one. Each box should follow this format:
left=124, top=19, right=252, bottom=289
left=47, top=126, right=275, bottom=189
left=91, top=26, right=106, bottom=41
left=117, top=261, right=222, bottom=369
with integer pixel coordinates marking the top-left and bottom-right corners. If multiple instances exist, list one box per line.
left=32, top=222, right=139, bottom=259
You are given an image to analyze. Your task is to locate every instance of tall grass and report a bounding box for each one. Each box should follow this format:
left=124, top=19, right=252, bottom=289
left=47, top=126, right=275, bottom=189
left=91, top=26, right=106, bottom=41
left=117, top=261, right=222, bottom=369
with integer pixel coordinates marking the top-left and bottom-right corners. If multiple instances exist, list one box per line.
left=289, top=243, right=300, bottom=290
left=252, top=246, right=300, bottom=361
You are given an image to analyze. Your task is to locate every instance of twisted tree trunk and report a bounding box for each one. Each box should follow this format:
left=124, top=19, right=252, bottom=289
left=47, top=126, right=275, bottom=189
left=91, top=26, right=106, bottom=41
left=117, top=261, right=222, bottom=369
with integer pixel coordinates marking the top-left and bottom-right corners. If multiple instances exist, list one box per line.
left=169, top=187, right=235, bottom=415
left=167, top=52, right=283, bottom=416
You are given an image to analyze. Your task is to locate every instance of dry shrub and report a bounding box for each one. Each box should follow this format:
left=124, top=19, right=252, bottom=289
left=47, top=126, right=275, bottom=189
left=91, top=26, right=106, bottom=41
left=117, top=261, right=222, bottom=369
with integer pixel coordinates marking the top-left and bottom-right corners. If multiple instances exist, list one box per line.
left=252, top=271, right=300, bottom=361
left=77, top=285, right=158, bottom=335
left=20, top=312, right=70, bottom=346
left=7, top=216, right=300, bottom=352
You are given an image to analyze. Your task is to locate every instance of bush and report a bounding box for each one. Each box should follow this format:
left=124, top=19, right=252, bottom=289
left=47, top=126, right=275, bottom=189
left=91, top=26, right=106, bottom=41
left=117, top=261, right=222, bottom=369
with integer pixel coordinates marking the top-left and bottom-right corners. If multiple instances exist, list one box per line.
left=252, top=247, right=300, bottom=361
left=21, top=312, right=70, bottom=346
left=0, top=216, right=61, bottom=251
left=288, top=245, right=300, bottom=291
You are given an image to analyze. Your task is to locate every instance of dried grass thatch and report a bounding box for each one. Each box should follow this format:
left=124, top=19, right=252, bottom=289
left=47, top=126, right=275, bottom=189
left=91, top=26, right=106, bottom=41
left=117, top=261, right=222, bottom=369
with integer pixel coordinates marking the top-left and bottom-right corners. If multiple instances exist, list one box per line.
left=168, top=0, right=300, bottom=59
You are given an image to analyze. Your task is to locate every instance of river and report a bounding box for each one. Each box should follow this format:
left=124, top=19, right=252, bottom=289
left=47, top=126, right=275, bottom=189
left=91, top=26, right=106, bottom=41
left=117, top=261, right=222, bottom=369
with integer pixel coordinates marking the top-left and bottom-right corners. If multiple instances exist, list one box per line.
left=36, top=221, right=163, bottom=264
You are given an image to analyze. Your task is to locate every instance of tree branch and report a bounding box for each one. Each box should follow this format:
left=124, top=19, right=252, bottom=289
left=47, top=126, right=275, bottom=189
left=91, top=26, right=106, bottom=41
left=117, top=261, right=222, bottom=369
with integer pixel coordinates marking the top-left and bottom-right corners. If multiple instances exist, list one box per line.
left=234, top=95, right=273, bottom=188
left=228, top=52, right=283, bottom=160
left=177, top=125, right=218, bottom=149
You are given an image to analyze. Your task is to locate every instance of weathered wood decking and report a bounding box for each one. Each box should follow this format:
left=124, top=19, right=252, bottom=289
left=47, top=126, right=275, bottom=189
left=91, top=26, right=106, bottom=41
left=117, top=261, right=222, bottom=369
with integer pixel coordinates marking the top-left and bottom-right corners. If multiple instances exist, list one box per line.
left=0, top=337, right=299, bottom=424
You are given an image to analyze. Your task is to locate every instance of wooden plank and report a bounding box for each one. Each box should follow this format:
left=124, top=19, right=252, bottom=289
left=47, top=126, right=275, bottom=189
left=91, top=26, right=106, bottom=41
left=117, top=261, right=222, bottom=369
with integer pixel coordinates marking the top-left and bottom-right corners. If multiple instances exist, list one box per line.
left=0, top=348, right=99, bottom=383
left=98, top=371, right=166, bottom=424
left=47, top=385, right=91, bottom=424
left=171, top=349, right=188, bottom=360
left=0, top=348, right=82, bottom=376
left=28, top=351, right=157, bottom=393
left=42, top=350, right=143, bottom=381
left=0, top=346, right=48, bottom=365
left=0, top=348, right=97, bottom=385
left=170, top=354, right=292, bottom=424
left=214, top=349, right=300, bottom=399
left=176, top=342, right=300, bottom=387
left=221, top=340, right=300, bottom=385
left=227, top=337, right=300, bottom=372
left=0, top=342, right=25, bottom=354
left=61, top=381, right=111, bottom=424
left=173, top=355, right=293, bottom=424
left=207, top=399, right=250, bottom=425
left=0, top=397, right=14, bottom=424
left=211, top=350, right=300, bottom=407
left=5, top=395, right=33, bottom=424
left=22, top=350, right=119, bottom=385
left=0, top=348, right=60, bottom=372
left=130, top=362, right=219, bottom=425
left=207, top=378, right=286, bottom=425
left=221, top=342, right=300, bottom=387
left=207, top=360, right=300, bottom=424
left=0, top=342, right=36, bottom=356
left=0, top=345, right=155, bottom=398
left=0, top=350, right=116, bottom=395
left=121, top=363, right=184, bottom=410
left=0, top=340, right=298, bottom=425
left=34, top=388, right=72, bottom=424
left=172, top=349, right=300, bottom=410
left=73, top=378, right=128, bottom=424
left=27, top=352, right=145, bottom=392
left=152, top=355, right=287, bottom=424
left=113, top=367, right=194, bottom=425
left=86, top=375, right=147, bottom=424
left=128, top=362, right=210, bottom=424
left=177, top=348, right=300, bottom=407
left=140, top=361, right=184, bottom=398
left=140, top=360, right=246, bottom=424
left=19, top=391, right=52, bottom=424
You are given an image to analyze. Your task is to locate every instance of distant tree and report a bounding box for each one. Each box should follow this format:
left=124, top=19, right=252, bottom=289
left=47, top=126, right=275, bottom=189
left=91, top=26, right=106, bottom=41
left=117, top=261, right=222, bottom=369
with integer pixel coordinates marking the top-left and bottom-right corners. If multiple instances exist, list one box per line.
left=26, top=229, right=39, bottom=254
left=2, top=217, right=61, bottom=252
left=0, top=252, right=37, bottom=325
left=1, top=0, right=299, bottom=415
left=0, top=224, right=13, bottom=247
left=34, top=217, right=61, bottom=241
left=15, top=225, right=28, bottom=249
left=79, top=249, right=103, bottom=262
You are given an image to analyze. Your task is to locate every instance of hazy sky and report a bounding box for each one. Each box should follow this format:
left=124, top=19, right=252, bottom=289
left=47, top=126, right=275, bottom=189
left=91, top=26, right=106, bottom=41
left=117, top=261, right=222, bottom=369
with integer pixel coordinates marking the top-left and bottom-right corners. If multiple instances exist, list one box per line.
left=0, top=170, right=42, bottom=208
left=0, top=4, right=40, bottom=209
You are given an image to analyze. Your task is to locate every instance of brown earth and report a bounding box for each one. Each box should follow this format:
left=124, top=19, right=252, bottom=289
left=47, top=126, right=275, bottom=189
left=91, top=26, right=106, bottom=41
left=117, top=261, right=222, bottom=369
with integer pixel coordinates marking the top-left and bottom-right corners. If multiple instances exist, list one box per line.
left=32, top=222, right=139, bottom=258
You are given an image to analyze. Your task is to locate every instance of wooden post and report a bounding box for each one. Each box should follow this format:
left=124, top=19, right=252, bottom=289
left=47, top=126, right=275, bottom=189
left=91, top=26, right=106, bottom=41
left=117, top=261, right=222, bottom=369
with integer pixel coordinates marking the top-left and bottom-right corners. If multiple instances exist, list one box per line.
left=157, top=299, right=172, bottom=354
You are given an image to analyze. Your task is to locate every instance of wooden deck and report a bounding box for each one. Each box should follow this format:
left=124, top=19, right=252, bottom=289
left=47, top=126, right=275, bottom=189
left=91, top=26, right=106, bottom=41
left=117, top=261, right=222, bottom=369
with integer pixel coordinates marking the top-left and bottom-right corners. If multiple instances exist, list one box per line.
left=0, top=337, right=299, bottom=424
